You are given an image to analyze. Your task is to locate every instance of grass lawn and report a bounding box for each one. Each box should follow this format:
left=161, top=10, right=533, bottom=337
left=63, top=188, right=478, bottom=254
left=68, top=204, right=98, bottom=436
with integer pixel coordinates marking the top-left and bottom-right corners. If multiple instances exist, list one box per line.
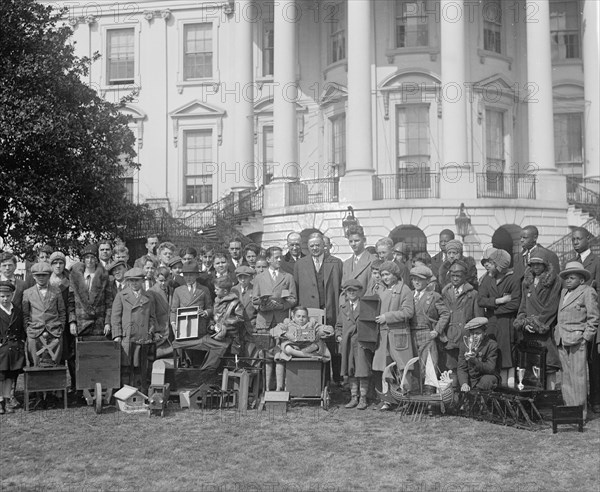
left=1, top=388, right=599, bottom=492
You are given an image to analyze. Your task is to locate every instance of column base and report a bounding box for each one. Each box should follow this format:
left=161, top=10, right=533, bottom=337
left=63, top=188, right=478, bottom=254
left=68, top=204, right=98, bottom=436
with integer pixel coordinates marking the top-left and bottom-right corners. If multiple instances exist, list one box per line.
left=339, top=174, right=374, bottom=202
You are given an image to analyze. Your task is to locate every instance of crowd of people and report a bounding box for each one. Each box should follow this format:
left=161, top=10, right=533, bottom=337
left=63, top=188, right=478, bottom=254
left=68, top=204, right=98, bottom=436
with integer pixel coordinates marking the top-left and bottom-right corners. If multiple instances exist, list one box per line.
left=0, top=224, right=598, bottom=419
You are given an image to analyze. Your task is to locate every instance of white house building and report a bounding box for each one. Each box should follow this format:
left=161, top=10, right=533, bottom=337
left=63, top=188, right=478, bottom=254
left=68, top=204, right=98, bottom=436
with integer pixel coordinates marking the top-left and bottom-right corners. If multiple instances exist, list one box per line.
left=50, top=0, right=599, bottom=263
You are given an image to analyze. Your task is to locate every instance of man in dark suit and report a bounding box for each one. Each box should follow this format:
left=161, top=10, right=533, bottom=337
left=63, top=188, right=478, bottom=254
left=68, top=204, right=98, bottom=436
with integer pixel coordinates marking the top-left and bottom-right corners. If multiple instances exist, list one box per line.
left=513, top=225, right=560, bottom=280
left=227, top=239, right=244, bottom=272
left=571, top=226, right=600, bottom=413
left=431, top=229, right=455, bottom=278
left=280, top=232, right=305, bottom=274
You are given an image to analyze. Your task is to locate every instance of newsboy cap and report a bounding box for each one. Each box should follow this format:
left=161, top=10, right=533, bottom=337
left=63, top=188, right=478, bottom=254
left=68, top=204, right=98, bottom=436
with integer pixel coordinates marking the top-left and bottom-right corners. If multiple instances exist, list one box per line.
left=167, top=256, right=184, bottom=268
left=410, top=265, right=433, bottom=279
left=341, top=279, right=363, bottom=291
left=235, top=265, right=255, bottom=277
left=464, top=317, right=489, bottom=331
left=124, top=268, right=145, bottom=280
left=31, top=262, right=52, bottom=275
left=182, top=262, right=200, bottom=274
left=0, top=281, right=16, bottom=294
left=107, top=260, right=127, bottom=274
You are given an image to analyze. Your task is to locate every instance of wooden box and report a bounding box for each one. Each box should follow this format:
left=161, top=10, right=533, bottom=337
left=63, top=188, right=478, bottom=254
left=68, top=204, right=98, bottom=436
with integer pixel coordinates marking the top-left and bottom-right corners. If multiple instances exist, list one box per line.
left=264, top=391, right=289, bottom=414
left=357, top=296, right=380, bottom=343
left=76, top=339, right=121, bottom=390
left=23, top=365, right=68, bottom=411
left=175, top=307, right=202, bottom=340
left=285, top=359, right=322, bottom=397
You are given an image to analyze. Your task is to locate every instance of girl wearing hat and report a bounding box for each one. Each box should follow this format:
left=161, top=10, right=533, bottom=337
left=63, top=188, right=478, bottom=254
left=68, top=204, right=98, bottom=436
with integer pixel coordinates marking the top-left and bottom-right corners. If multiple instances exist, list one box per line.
left=513, top=251, right=561, bottom=389
left=0, top=282, right=25, bottom=414
left=373, top=261, right=415, bottom=410
left=555, top=262, right=599, bottom=420
left=478, top=248, right=521, bottom=386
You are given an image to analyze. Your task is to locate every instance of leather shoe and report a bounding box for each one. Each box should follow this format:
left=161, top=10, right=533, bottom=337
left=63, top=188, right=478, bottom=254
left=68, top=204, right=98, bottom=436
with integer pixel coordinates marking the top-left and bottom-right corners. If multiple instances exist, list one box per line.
left=357, top=398, right=368, bottom=410
left=592, top=404, right=600, bottom=414
left=345, top=396, right=359, bottom=409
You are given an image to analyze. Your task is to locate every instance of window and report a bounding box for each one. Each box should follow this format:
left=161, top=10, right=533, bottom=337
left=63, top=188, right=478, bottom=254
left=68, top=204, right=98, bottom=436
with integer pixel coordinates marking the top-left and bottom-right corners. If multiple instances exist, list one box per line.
left=329, top=1, right=346, bottom=63
left=395, top=0, right=429, bottom=48
left=184, top=130, right=213, bottom=204
left=485, top=109, right=505, bottom=191
left=396, top=104, right=430, bottom=189
left=262, top=126, right=274, bottom=186
left=331, top=114, right=346, bottom=177
left=550, top=0, right=581, bottom=60
left=483, top=0, right=502, bottom=53
left=107, top=28, right=134, bottom=85
left=123, top=177, right=134, bottom=202
left=262, top=4, right=274, bottom=77
left=554, top=113, right=583, bottom=172
left=184, top=23, right=213, bottom=80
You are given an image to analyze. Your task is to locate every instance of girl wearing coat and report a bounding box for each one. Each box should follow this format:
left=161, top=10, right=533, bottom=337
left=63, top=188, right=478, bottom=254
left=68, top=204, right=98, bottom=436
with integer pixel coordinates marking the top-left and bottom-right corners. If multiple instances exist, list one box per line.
left=373, top=261, right=415, bottom=410
left=0, top=282, right=25, bottom=414
left=513, top=252, right=562, bottom=389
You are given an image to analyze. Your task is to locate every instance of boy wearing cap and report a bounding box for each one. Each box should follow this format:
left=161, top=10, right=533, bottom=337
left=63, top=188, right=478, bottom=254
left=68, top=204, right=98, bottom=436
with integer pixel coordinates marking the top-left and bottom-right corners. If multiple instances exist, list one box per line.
left=111, top=268, right=157, bottom=372
left=457, top=317, right=499, bottom=392
left=170, top=262, right=213, bottom=336
left=440, top=260, right=483, bottom=376
left=555, top=262, right=599, bottom=419
left=22, top=263, right=66, bottom=367
left=232, top=266, right=257, bottom=340
left=336, top=279, right=373, bottom=409
left=210, top=277, right=245, bottom=352
left=0, top=252, right=31, bottom=309
left=148, top=267, right=173, bottom=358
left=514, top=251, right=561, bottom=389
left=69, top=244, right=112, bottom=339
left=0, top=281, right=25, bottom=414
left=410, top=266, right=450, bottom=393
left=438, top=239, right=479, bottom=291
left=477, top=248, right=521, bottom=386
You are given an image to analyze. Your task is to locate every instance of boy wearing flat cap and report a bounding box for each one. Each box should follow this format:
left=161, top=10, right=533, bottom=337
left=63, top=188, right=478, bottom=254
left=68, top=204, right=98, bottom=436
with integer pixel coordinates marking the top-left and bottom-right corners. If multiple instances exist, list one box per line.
left=22, top=263, right=66, bottom=367
left=410, top=266, right=450, bottom=393
left=336, top=279, right=373, bottom=410
left=555, top=261, right=599, bottom=420
left=232, top=266, right=257, bottom=341
left=457, top=317, right=499, bottom=392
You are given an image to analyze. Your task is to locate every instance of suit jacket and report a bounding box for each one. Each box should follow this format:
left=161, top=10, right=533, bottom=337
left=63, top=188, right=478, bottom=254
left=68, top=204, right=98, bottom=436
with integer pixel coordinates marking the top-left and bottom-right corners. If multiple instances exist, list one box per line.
left=513, top=244, right=560, bottom=280
left=232, top=282, right=256, bottom=335
left=22, top=285, right=66, bottom=338
left=342, top=251, right=376, bottom=292
left=410, top=290, right=450, bottom=335
left=69, top=266, right=113, bottom=335
left=148, top=283, right=171, bottom=339
left=170, top=283, right=214, bottom=334
left=571, top=250, right=600, bottom=294
left=294, top=255, right=343, bottom=325
left=280, top=251, right=305, bottom=275
left=555, top=284, right=599, bottom=347
left=252, top=269, right=297, bottom=330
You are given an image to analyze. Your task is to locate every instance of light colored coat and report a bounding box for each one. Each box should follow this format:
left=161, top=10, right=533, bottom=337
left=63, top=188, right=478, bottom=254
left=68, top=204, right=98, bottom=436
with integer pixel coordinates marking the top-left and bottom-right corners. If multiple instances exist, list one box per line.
left=555, top=284, right=599, bottom=347
left=22, top=285, right=66, bottom=339
left=341, top=251, right=376, bottom=292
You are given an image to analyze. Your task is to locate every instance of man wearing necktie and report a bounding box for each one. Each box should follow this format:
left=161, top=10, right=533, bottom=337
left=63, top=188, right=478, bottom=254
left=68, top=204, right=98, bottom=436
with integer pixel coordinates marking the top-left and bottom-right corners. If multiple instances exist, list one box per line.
left=513, top=225, right=560, bottom=281
left=341, top=225, right=376, bottom=292
left=431, top=229, right=455, bottom=279
left=571, top=227, right=600, bottom=414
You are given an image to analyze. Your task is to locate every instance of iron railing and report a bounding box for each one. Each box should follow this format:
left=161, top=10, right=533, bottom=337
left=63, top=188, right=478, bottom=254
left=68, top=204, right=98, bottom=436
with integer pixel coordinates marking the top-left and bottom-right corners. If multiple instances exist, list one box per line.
left=547, top=217, right=600, bottom=268
left=476, top=173, right=536, bottom=199
left=287, top=178, right=339, bottom=206
left=566, top=177, right=600, bottom=220
left=373, top=172, right=440, bottom=200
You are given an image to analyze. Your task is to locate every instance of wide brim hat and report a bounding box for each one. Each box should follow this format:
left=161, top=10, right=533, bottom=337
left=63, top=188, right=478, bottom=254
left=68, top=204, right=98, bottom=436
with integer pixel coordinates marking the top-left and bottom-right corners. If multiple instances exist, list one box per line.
left=31, top=262, right=52, bottom=275
left=464, top=317, right=489, bottom=331
left=410, top=265, right=433, bottom=279
left=124, top=268, right=145, bottom=280
left=559, top=261, right=591, bottom=281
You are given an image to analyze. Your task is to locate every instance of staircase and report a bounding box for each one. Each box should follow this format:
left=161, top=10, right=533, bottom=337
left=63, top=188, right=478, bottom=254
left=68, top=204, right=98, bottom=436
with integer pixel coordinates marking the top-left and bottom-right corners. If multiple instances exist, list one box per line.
left=547, top=178, right=600, bottom=267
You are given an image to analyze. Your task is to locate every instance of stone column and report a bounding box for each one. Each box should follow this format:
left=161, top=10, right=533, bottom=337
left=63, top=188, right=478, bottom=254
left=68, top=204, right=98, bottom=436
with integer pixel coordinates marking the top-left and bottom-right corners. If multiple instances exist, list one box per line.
left=339, top=0, right=374, bottom=202
left=582, top=0, right=599, bottom=179
left=232, top=0, right=255, bottom=191
left=439, top=0, right=473, bottom=200
left=272, top=0, right=298, bottom=181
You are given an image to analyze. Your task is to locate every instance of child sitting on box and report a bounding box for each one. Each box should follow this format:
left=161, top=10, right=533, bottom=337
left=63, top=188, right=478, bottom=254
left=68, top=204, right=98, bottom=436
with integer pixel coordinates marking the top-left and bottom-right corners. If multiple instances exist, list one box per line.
left=270, top=306, right=334, bottom=391
left=210, top=277, right=245, bottom=354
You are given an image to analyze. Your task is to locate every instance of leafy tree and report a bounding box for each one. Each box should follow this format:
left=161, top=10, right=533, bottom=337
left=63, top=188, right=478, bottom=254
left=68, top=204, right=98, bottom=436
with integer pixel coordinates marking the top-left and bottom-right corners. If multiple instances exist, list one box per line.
left=0, top=0, right=149, bottom=256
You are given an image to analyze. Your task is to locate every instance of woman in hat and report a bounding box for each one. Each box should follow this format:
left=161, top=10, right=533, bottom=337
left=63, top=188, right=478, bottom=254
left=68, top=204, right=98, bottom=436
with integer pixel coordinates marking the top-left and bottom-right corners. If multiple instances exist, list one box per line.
left=477, top=248, right=521, bottom=385
left=373, top=261, right=415, bottom=410
left=555, top=261, right=599, bottom=420
left=513, top=251, right=561, bottom=389
left=0, top=282, right=25, bottom=414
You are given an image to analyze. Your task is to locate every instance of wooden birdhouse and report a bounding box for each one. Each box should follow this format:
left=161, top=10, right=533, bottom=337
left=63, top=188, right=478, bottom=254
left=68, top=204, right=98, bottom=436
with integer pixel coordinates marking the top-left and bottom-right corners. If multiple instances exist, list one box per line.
left=114, top=384, right=148, bottom=413
left=264, top=391, right=289, bottom=415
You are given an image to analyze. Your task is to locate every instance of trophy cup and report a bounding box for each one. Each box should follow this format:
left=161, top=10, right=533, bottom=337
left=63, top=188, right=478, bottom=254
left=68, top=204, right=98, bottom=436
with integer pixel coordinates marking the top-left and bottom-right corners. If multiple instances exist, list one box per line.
left=517, top=367, right=526, bottom=390
left=532, top=366, right=540, bottom=380
left=463, top=335, right=474, bottom=356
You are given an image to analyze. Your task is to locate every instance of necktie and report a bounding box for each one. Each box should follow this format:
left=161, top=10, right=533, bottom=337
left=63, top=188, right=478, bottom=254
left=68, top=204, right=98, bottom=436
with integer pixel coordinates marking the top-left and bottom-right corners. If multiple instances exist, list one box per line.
left=271, top=270, right=277, bottom=282
left=118, top=282, right=123, bottom=292
left=454, top=287, right=460, bottom=297
left=576, top=254, right=582, bottom=262
left=314, top=258, right=321, bottom=271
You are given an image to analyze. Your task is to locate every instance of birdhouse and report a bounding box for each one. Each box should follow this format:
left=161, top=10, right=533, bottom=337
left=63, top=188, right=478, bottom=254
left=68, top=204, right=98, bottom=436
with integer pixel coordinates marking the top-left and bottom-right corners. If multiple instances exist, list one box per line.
left=114, top=384, right=148, bottom=413
left=264, top=391, right=289, bottom=415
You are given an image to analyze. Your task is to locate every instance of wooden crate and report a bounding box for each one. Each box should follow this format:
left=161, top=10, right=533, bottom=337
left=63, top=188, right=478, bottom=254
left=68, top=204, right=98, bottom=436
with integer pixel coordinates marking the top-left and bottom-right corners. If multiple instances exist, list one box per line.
left=285, top=359, right=322, bottom=397
left=23, top=366, right=68, bottom=411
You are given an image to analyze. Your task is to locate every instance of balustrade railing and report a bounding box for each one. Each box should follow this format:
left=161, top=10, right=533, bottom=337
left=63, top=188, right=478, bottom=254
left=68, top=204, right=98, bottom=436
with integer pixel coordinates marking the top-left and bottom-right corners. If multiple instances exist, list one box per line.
left=373, top=172, right=440, bottom=200
left=287, top=178, right=339, bottom=206
left=476, top=173, right=536, bottom=199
